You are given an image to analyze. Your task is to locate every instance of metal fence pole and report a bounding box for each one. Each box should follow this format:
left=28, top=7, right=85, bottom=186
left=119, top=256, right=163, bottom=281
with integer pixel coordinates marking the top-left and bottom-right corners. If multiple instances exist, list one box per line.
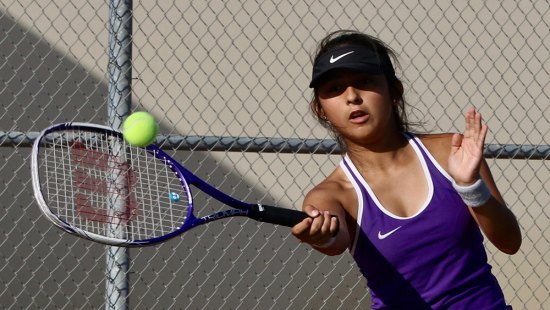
left=106, top=0, right=133, bottom=309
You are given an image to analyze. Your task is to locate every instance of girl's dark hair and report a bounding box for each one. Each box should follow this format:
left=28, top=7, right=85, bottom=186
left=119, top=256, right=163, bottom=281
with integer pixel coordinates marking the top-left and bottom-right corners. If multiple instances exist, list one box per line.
left=310, top=30, right=411, bottom=152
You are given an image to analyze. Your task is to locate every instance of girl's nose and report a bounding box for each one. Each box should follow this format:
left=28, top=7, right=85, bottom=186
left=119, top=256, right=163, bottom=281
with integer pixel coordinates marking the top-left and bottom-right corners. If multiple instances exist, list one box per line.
left=345, top=86, right=363, bottom=105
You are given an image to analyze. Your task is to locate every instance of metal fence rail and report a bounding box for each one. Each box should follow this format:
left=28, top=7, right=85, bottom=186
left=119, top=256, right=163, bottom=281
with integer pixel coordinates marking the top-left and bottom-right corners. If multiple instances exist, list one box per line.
left=1, top=131, right=549, bottom=159
left=0, top=0, right=548, bottom=309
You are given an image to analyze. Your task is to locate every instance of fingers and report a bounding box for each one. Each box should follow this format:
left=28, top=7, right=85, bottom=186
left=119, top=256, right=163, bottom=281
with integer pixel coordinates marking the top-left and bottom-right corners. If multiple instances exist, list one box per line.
left=464, top=107, right=476, bottom=138
left=291, top=204, right=319, bottom=236
left=309, top=211, right=339, bottom=246
left=471, top=108, right=483, bottom=142
left=303, top=204, right=321, bottom=217
left=464, top=107, right=488, bottom=145
left=290, top=215, right=313, bottom=236
left=312, top=210, right=335, bottom=236
left=449, top=107, right=489, bottom=185
left=450, top=133, right=463, bottom=153
left=292, top=205, right=339, bottom=246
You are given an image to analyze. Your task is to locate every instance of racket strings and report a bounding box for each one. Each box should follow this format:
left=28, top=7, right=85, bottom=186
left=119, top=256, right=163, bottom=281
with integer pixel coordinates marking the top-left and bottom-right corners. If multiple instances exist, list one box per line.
left=39, top=129, right=189, bottom=241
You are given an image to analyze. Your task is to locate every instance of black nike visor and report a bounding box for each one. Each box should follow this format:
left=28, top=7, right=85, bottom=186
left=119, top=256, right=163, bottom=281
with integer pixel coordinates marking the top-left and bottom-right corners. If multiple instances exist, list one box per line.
left=309, top=45, right=395, bottom=88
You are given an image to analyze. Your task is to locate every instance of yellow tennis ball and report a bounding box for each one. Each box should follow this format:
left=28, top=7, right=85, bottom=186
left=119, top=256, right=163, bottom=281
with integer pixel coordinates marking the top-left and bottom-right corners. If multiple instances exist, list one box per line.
left=122, top=112, right=158, bottom=147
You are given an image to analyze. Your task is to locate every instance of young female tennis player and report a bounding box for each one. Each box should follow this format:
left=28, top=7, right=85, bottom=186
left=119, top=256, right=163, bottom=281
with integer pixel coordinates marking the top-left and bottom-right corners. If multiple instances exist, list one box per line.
left=291, top=30, right=522, bottom=309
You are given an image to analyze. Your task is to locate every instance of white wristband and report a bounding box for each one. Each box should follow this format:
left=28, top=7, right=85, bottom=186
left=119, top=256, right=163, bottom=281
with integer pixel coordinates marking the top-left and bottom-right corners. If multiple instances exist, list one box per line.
left=452, top=178, right=491, bottom=207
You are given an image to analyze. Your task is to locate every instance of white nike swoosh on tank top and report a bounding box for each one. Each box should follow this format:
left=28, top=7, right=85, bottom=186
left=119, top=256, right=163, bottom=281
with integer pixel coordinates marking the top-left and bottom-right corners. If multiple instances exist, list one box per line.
left=377, top=226, right=402, bottom=240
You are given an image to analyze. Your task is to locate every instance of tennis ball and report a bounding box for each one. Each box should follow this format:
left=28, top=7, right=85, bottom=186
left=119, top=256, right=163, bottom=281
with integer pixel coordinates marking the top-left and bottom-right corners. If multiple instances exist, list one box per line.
left=122, top=111, right=158, bottom=147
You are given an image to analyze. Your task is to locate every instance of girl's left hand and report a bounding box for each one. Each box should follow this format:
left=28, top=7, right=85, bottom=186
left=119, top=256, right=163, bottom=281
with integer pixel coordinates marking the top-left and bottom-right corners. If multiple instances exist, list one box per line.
left=448, top=107, right=488, bottom=185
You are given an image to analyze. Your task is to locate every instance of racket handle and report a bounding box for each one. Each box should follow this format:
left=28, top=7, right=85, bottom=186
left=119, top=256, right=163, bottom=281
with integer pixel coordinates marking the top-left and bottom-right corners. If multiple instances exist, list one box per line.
left=248, top=204, right=309, bottom=227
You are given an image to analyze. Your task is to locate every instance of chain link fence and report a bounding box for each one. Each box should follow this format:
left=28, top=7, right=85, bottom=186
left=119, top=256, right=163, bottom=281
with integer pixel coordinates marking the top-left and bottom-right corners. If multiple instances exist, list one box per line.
left=1, top=0, right=548, bottom=309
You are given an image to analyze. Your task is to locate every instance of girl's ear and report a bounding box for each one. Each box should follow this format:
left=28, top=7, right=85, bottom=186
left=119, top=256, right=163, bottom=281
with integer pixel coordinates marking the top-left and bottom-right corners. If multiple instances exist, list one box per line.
left=310, top=98, right=326, bottom=120
left=318, top=107, right=328, bottom=120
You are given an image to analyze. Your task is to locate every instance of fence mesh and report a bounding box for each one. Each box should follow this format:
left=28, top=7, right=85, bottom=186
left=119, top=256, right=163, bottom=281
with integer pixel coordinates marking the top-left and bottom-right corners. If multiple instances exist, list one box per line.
left=1, top=0, right=548, bottom=309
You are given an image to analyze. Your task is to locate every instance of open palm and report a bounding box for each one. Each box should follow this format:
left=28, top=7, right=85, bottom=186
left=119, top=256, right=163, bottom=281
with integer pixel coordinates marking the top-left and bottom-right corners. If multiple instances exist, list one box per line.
left=448, top=108, right=488, bottom=185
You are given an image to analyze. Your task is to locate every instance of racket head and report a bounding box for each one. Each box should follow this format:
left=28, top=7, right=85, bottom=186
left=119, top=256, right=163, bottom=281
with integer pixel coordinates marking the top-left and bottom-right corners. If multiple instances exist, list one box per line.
left=31, top=122, right=194, bottom=246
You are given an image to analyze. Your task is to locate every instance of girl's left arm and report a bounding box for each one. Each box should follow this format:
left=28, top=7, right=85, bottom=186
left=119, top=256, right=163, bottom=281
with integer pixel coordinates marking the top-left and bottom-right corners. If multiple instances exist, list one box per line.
left=448, top=107, right=521, bottom=254
left=469, top=160, right=522, bottom=254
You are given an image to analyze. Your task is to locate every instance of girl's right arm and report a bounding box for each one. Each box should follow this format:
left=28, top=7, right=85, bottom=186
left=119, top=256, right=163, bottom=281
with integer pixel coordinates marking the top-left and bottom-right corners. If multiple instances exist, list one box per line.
left=291, top=183, right=351, bottom=256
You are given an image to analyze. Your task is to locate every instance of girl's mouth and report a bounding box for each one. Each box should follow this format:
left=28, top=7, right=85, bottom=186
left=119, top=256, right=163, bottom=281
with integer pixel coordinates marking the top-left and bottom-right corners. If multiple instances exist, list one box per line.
left=349, top=110, right=369, bottom=123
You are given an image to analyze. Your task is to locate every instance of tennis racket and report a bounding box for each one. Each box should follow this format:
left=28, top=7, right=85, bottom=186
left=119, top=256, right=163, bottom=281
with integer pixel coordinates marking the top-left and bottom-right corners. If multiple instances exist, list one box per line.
left=31, top=122, right=308, bottom=247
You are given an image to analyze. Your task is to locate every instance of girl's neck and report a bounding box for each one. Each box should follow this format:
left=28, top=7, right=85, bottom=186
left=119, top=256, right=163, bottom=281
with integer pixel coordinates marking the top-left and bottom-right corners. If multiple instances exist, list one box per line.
left=345, top=131, right=409, bottom=172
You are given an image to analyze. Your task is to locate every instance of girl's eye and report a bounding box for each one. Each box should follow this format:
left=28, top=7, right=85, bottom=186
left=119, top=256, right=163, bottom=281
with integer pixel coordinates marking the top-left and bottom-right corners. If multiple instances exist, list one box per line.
left=354, top=78, right=373, bottom=89
left=317, top=75, right=378, bottom=98
left=319, top=83, right=345, bottom=97
left=328, top=84, right=345, bottom=93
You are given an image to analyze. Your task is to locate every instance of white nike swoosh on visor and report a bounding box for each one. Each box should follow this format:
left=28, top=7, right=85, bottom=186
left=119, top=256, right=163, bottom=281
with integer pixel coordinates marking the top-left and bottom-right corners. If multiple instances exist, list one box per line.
left=330, top=51, right=354, bottom=63
left=377, top=226, right=402, bottom=240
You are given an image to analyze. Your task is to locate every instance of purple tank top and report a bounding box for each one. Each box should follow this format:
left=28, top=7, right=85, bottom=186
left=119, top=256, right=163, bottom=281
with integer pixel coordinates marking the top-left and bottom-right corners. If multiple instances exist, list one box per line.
left=340, top=134, right=507, bottom=309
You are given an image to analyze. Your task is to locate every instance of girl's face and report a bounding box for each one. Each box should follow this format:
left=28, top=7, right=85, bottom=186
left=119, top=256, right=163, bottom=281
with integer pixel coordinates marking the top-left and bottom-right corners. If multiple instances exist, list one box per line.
left=316, top=69, right=395, bottom=145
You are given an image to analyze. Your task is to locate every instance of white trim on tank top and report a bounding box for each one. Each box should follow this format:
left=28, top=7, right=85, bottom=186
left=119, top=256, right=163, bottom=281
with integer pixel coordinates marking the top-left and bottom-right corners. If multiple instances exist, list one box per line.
left=407, top=133, right=454, bottom=183
left=340, top=134, right=435, bottom=256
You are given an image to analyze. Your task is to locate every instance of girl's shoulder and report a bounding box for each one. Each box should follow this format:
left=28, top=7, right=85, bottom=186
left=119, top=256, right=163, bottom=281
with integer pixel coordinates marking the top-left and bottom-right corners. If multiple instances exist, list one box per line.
left=414, top=132, right=454, bottom=145
left=309, top=165, right=353, bottom=196
left=414, top=132, right=455, bottom=170
left=305, top=165, right=356, bottom=210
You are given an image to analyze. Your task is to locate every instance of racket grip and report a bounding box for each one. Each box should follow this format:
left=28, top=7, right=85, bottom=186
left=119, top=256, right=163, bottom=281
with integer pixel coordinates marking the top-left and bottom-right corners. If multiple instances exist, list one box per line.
left=248, top=204, right=309, bottom=227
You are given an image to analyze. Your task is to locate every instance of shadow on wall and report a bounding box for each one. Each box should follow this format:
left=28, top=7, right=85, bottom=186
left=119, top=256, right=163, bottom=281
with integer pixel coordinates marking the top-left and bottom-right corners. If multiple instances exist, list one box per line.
left=0, top=13, right=106, bottom=130
left=0, top=10, right=354, bottom=309
left=0, top=11, right=278, bottom=207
